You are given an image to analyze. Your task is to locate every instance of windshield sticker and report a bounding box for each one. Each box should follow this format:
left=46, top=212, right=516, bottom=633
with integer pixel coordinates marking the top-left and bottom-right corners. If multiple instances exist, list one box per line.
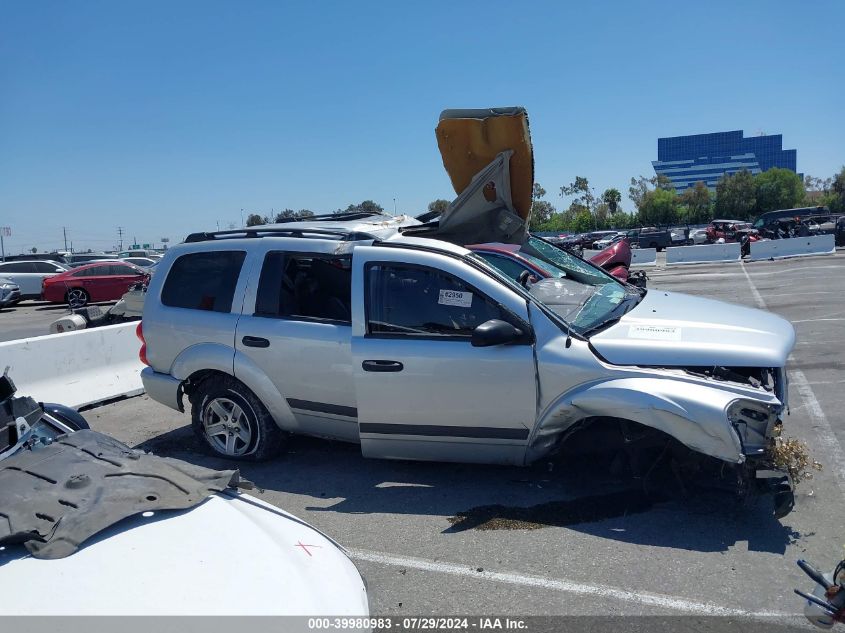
left=628, top=324, right=681, bottom=341
left=438, top=289, right=473, bottom=308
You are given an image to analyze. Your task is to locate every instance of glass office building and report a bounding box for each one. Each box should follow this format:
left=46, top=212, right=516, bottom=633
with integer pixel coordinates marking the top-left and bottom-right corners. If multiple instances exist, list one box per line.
left=652, top=130, right=797, bottom=193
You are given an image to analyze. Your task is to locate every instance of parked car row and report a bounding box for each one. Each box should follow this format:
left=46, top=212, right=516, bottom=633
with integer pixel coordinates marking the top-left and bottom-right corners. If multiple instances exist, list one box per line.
left=0, top=259, right=150, bottom=306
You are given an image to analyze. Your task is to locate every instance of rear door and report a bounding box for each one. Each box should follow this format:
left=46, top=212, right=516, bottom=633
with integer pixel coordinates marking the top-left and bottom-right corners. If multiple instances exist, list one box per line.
left=351, top=245, right=537, bottom=466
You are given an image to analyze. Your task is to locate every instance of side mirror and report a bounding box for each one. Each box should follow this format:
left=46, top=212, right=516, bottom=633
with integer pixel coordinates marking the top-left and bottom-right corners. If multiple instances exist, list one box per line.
left=471, top=319, right=523, bottom=347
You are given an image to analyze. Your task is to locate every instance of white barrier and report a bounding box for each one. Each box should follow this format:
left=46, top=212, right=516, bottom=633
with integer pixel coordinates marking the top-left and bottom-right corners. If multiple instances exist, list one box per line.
left=747, top=234, right=836, bottom=261
left=0, top=322, right=144, bottom=408
left=631, top=248, right=657, bottom=266
left=665, top=243, right=741, bottom=265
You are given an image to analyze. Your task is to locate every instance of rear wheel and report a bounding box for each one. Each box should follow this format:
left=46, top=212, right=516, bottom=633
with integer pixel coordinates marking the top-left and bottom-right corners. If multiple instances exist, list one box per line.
left=190, top=375, right=286, bottom=461
left=65, top=288, right=89, bottom=308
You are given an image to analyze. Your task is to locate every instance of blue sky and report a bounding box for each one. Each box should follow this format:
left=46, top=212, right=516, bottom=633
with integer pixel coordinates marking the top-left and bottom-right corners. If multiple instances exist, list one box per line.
left=1, top=0, right=843, bottom=253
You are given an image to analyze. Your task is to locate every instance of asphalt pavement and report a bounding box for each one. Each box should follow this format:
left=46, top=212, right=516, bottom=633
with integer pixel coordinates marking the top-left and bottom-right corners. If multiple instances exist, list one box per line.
left=77, top=251, right=845, bottom=625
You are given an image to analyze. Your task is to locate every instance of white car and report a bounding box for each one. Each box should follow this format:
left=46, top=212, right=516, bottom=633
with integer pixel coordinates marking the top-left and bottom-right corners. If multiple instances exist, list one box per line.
left=689, top=228, right=709, bottom=245
left=593, top=233, right=626, bottom=249
left=0, top=260, right=68, bottom=299
left=0, top=491, right=369, bottom=615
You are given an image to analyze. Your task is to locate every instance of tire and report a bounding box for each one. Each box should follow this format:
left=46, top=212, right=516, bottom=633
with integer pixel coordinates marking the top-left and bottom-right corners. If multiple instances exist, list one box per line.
left=190, top=375, right=287, bottom=461
left=65, top=287, right=90, bottom=308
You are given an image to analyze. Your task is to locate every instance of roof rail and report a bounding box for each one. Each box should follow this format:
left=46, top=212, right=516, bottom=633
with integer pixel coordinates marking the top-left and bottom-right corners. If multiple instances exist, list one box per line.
left=183, top=227, right=376, bottom=243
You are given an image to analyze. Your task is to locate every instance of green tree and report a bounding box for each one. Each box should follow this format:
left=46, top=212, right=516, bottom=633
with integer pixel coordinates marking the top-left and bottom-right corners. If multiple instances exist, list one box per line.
left=561, top=177, right=596, bottom=211
left=639, top=188, right=679, bottom=226
left=427, top=199, right=449, bottom=216
left=601, top=188, right=622, bottom=214
left=30, top=246, right=37, bottom=254
left=754, top=168, right=805, bottom=214
left=628, top=174, right=673, bottom=209
left=339, top=200, right=384, bottom=215
left=714, top=170, right=756, bottom=219
left=679, top=181, right=712, bottom=225
left=246, top=213, right=266, bottom=227
left=825, top=166, right=845, bottom=212
left=529, top=182, right=554, bottom=228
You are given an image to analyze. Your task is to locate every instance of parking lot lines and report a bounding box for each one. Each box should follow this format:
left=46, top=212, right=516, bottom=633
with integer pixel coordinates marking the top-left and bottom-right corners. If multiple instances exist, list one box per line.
left=739, top=259, right=845, bottom=500
left=349, top=548, right=787, bottom=617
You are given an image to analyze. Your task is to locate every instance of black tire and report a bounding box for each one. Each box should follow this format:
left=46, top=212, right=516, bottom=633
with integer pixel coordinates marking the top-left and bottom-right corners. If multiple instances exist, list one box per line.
left=190, top=374, right=287, bottom=461
left=65, top=287, right=90, bottom=308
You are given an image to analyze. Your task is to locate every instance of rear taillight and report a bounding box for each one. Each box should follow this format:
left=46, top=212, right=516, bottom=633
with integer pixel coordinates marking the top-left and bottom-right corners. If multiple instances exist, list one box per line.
left=136, top=321, right=149, bottom=366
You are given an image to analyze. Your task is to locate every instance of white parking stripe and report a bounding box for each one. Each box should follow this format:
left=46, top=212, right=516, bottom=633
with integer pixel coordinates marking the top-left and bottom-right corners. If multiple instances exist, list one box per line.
left=349, top=548, right=787, bottom=616
left=741, top=262, right=845, bottom=499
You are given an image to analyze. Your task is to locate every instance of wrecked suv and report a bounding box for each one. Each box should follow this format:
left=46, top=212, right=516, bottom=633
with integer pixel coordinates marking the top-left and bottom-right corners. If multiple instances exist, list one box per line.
left=140, top=108, right=796, bottom=516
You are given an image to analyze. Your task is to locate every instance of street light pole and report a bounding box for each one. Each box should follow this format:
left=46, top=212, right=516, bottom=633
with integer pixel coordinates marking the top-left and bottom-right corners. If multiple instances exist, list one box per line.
left=393, top=198, right=396, bottom=216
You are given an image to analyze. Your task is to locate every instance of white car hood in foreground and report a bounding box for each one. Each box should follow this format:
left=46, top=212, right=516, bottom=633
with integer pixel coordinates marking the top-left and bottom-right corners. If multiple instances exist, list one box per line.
left=0, top=493, right=368, bottom=616
left=589, top=290, right=795, bottom=367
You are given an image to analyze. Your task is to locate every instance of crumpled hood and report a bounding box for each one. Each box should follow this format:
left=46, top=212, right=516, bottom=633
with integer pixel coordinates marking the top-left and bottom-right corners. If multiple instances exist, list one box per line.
left=589, top=290, right=795, bottom=367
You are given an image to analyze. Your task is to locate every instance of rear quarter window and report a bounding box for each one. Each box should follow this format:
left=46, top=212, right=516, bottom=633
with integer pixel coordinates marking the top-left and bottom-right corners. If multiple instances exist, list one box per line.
left=161, top=251, right=246, bottom=312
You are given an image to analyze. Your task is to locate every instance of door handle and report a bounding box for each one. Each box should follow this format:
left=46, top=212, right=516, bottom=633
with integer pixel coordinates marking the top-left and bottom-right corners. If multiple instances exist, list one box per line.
left=362, top=360, right=404, bottom=372
left=242, top=335, right=270, bottom=348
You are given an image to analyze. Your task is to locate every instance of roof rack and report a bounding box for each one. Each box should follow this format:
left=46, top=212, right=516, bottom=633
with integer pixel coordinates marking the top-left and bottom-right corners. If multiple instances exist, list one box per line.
left=184, top=227, right=377, bottom=243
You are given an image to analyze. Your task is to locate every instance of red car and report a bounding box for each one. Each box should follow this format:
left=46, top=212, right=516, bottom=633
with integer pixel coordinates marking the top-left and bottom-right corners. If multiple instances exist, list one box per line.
left=468, top=238, right=632, bottom=285
left=705, top=219, right=760, bottom=243
left=42, top=261, right=147, bottom=307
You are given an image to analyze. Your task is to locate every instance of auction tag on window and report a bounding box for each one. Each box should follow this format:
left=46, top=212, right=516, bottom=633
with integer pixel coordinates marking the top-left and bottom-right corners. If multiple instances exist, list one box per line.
left=438, top=289, right=473, bottom=308
left=628, top=324, right=681, bottom=341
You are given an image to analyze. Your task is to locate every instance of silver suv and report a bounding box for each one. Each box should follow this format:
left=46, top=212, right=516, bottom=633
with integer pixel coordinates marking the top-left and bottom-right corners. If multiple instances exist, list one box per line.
left=140, top=211, right=796, bottom=516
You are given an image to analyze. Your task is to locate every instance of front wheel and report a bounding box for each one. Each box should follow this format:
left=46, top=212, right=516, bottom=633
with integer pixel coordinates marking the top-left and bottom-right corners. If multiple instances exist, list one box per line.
left=190, top=375, right=287, bottom=461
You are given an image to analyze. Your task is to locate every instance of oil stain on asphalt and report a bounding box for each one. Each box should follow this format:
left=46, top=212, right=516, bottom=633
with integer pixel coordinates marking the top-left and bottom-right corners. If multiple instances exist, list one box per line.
left=446, top=488, right=668, bottom=532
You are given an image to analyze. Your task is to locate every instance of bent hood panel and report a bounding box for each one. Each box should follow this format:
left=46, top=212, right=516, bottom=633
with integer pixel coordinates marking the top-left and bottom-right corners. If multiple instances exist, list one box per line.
left=589, top=290, right=795, bottom=367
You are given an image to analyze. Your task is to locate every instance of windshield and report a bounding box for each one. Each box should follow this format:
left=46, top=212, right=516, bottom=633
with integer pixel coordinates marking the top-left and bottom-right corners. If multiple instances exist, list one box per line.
left=523, top=236, right=619, bottom=285
left=470, top=237, right=642, bottom=336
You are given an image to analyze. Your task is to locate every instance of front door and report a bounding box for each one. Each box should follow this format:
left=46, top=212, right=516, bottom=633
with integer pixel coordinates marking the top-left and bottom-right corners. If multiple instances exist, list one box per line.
left=351, top=245, right=537, bottom=466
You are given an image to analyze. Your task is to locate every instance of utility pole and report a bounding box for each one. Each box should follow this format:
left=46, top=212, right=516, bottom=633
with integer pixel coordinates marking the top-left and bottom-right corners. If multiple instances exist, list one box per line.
left=117, top=227, right=124, bottom=251
left=63, top=227, right=68, bottom=252
left=240, top=209, right=244, bottom=227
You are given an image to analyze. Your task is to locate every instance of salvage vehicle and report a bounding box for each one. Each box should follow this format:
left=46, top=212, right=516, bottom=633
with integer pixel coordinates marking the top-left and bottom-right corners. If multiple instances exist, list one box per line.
left=0, top=276, right=21, bottom=308
left=41, top=260, right=147, bottom=307
left=0, top=372, right=369, bottom=616
left=140, top=107, right=796, bottom=517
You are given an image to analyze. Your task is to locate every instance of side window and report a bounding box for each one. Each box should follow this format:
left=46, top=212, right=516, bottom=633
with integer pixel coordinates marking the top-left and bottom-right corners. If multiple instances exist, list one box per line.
left=161, top=251, right=246, bottom=312
left=475, top=253, right=531, bottom=284
left=255, top=252, right=351, bottom=323
left=0, top=263, right=33, bottom=273
left=366, top=264, right=506, bottom=338
left=110, top=264, right=138, bottom=276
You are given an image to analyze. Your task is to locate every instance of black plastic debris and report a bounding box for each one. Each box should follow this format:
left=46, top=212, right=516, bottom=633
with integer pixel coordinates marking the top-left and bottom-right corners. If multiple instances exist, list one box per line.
left=0, top=429, right=252, bottom=559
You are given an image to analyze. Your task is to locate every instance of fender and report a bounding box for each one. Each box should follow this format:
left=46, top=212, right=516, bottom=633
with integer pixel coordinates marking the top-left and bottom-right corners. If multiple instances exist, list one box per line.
left=169, top=343, right=298, bottom=432
left=526, top=376, right=782, bottom=465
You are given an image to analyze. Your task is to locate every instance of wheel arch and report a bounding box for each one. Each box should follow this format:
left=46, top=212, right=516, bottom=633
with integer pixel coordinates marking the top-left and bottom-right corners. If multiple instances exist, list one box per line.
left=526, top=377, right=747, bottom=465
